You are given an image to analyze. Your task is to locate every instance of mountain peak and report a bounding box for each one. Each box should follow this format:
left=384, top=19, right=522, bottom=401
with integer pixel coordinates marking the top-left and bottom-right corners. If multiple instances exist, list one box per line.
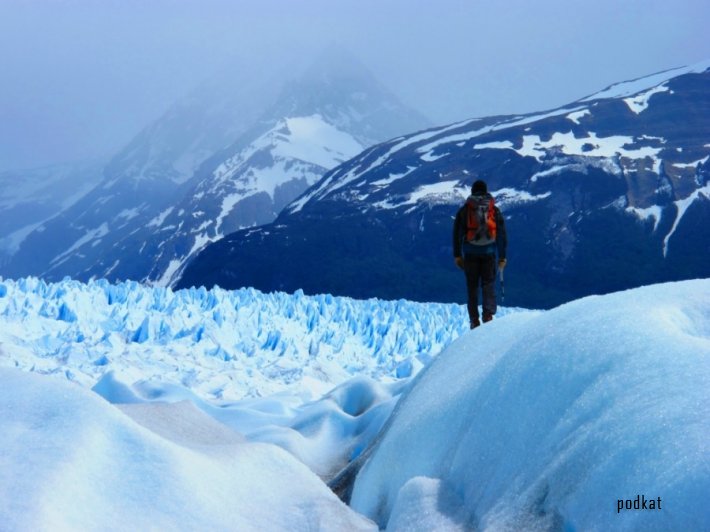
left=301, top=44, right=379, bottom=85
left=264, top=46, right=431, bottom=145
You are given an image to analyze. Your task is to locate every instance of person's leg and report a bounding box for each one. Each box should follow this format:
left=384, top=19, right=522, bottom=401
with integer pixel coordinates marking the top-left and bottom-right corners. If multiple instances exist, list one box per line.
left=481, top=255, right=497, bottom=321
left=464, top=256, right=482, bottom=328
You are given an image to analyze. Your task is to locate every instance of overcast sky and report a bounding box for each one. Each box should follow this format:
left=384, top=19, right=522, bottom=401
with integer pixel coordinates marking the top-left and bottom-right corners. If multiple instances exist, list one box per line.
left=1, top=0, right=708, bottom=171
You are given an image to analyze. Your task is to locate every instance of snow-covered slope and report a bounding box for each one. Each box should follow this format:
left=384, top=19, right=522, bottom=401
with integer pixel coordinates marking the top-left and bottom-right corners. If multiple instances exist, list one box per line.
left=0, top=69, right=283, bottom=283
left=180, top=61, right=710, bottom=308
left=0, top=160, right=104, bottom=262
left=350, top=279, right=710, bottom=530
left=1, top=49, right=430, bottom=287
left=141, top=113, right=367, bottom=286
left=136, top=49, right=431, bottom=286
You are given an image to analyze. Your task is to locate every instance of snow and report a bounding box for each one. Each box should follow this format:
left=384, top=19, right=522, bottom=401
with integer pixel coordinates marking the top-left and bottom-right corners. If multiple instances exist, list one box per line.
left=662, top=182, right=710, bottom=257
left=626, top=204, right=663, bottom=232
left=373, top=180, right=468, bottom=210
left=0, top=220, right=45, bottom=255
left=530, top=165, right=570, bottom=182
left=416, top=107, right=585, bottom=157
left=419, top=151, right=449, bottom=162
left=567, top=109, right=591, bottom=124
left=275, top=115, right=364, bottom=169
left=205, top=114, right=364, bottom=226
left=215, top=191, right=246, bottom=234
left=0, top=277, right=707, bottom=530
left=213, top=114, right=363, bottom=192
left=291, top=119, right=484, bottom=211
left=581, top=59, right=710, bottom=102
left=244, top=158, right=323, bottom=202
left=473, top=140, right=514, bottom=150
left=0, top=368, right=374, bottom=531
left=49, top=223, right=110, bottom=267
left=517, top=131, right=662, bottom=162
left=156, top=258, right=183, bottom=287
left=624, top=84, right=671, bottom=114
left=116, top=206, right=142, bottom=221
left=493, top=187, right=552, bottom=208
left=351, top=280, right=710, bottom=531
left=146, top=206, right=174, bottom=228
left=672, top=155, right=710, bottom=169
left=370, top=166, right=417, bottom=187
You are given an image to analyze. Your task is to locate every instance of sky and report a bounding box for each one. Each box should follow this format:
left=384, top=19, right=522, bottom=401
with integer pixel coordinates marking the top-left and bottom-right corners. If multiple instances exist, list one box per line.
left=0, top=0, right=709, bottom=171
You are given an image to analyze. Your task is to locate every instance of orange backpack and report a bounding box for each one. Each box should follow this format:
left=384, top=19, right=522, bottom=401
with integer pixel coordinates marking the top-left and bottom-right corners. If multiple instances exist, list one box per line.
left=465, top=195, right=497, bottom=245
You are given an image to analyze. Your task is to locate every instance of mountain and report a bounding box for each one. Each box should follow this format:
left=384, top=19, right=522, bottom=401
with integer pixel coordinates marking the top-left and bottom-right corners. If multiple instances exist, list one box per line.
left=1, top=49, right=430, bottom=286
left=122, top=48, right=431, bottom=285
left=0, top=159, right=104, bottom=265
left=0, top=66, right=283, bottom=281
left=178, top=61, right=710, bottom=308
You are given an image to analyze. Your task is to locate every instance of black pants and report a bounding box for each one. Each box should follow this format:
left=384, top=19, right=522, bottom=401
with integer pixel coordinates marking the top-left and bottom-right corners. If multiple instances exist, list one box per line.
left=464, top=254, right=496, bottom=322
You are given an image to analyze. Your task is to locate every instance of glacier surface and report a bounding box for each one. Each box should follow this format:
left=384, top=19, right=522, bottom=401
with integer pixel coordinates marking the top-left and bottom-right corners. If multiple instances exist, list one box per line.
left=0, top=277, right=707, bottom=531
left=351, top=279, right=710, bottom=531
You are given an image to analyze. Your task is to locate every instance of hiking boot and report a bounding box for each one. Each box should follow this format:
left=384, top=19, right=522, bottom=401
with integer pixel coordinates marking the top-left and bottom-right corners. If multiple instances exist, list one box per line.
left=470, top=318, right=481, bottom=329
left=482, top=313, right=493, bottom=323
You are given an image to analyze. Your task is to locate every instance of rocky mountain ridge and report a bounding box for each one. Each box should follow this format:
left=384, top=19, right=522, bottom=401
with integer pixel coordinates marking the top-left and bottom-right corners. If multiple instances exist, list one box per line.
left=178, top=61, right=710, bottom=308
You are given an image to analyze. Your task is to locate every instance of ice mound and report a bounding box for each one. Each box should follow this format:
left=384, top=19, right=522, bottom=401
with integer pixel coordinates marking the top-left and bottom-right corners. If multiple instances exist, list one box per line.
left=350, top=280, right=710, bottom=531
left=0, top=367, right=375, bottom=530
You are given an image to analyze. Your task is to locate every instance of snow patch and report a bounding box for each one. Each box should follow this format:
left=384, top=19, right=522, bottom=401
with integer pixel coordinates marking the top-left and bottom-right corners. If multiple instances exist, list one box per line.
left=626, top=204, right=663, bottom=231
left=373, top=180, right=468, bottom=210
left=662, top=182, right=710, bottom=256
left=370, top=167, right=417, bottom=187
left=623, top=84, right=670, bottom=113
left=147, top=207, right=174, bottom=228
left=566, top=109, right=591, bottom=124
left=672, top=155, right=710, bottom=169
left=581, top=59, right=710, bottom=101
left=518, top=131, right=662, bottom=162
left=473, top=140, right=514, bottom=150
left=493, top=187, right=552, bottom=208
left=416, top=107, right=585, bottom=156
left=50, top=223, right=109, bottom=267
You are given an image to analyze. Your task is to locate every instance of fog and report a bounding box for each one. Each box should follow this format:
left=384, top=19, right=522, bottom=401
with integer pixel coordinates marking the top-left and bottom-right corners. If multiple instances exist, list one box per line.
left=1, top=0, right=709, bottom=171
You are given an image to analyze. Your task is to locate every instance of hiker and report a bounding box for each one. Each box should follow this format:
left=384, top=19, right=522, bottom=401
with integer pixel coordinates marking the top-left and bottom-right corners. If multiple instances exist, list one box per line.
left=452, top=179, right=507, bottom=329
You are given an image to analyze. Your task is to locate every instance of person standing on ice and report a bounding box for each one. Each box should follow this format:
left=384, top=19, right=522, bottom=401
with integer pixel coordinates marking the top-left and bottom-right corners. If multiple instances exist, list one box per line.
left=452, top=179, right=507, bottom=329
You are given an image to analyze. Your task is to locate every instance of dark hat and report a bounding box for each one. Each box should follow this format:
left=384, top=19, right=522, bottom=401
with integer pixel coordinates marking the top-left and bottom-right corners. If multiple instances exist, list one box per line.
left=472, top=179, right=487, bottom=193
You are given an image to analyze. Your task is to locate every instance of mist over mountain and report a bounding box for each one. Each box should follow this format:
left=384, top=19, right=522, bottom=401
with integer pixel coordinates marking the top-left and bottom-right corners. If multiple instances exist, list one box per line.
left=178, top=62, right=710, bottom=308
left=128, top=49, right=430, bottom=285
left=0, top=49, right=430, bottom=285
left=0, top=160, right=105, bottom=265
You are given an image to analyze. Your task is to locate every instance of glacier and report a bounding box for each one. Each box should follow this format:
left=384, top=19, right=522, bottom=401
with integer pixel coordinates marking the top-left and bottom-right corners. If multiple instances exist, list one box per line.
left=0, top=367, right=375, bottom=531
left=350, top=279, right=710, bottom=531
left=0, top=277, right=495, bottom=400
left=0, top=277, right=708, bottom=531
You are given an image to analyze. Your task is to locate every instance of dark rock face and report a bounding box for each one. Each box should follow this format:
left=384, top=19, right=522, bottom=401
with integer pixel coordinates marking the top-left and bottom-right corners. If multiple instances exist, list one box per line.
left=179, top=64, right=710, bottom=309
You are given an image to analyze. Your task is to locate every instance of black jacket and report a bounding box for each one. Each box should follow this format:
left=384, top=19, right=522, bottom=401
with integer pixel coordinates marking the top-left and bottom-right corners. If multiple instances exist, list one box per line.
left=452, top=194, right=507, bottom=259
